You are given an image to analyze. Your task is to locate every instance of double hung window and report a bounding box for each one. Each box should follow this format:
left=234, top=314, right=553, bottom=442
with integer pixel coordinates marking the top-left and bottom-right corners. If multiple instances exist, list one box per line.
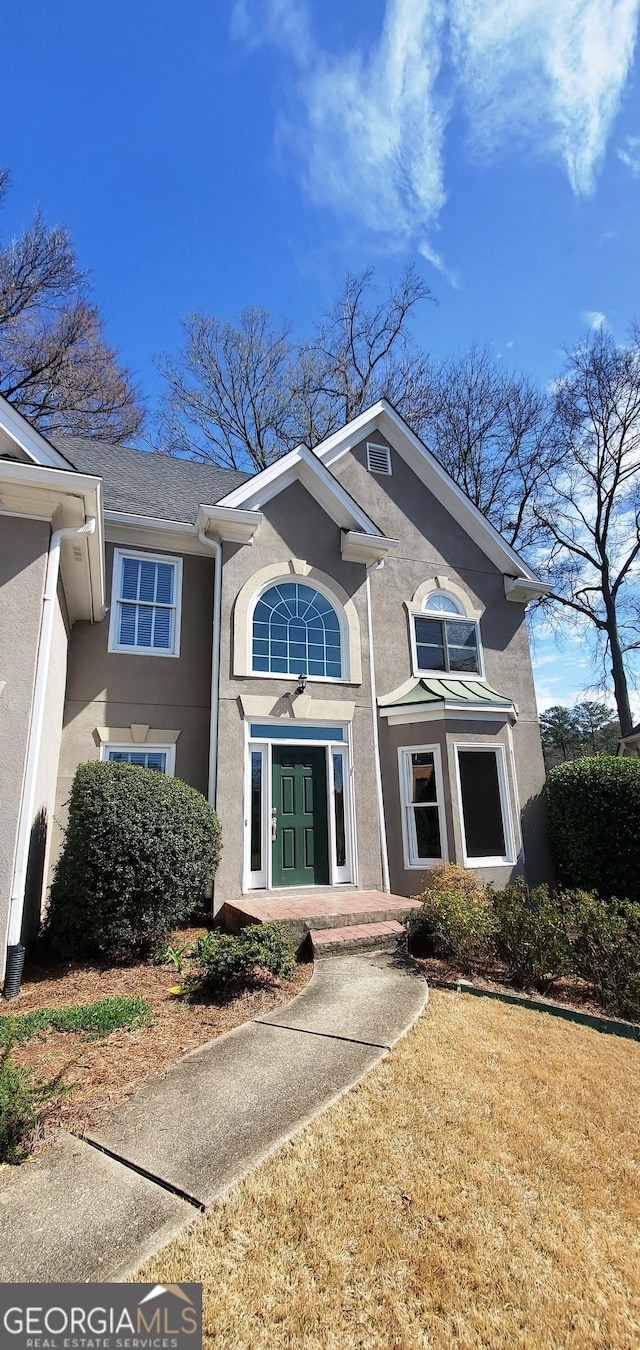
left=109, top=549, right=182, bottom=656
left=412, top=591, right=481, bottom=677
left=398, top=746, right=447, bottom=867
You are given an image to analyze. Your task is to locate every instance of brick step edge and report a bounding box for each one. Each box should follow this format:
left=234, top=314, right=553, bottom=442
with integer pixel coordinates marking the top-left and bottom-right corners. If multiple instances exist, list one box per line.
left=310, top=919, right=405, bottom=954
left=301, top=908, right=415, bottom=933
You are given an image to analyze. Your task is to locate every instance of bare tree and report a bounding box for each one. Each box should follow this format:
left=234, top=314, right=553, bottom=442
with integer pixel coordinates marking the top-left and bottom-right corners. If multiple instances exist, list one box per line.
left=156, top=266, right=435, bottom=470
left=418, top=345, right=559, bottom=551
left=0, top=172, right=143, bottom=441
left=157, top=309, right=293, bottom=470
left=535, top=327, right=640, bottom=737
left=292, top=266, right=435, bottom=439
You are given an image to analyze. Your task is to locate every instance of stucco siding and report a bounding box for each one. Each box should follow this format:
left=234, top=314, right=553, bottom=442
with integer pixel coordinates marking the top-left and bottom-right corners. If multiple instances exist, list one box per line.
left=26, top=580, right=70, bottom=932
left=0, top=516, right=49, bottom=957
left=330, top=434, right=550, bottom=888
left=54, top=543, right=214, bottom=859
left=214, top=479, right=384, bottom=905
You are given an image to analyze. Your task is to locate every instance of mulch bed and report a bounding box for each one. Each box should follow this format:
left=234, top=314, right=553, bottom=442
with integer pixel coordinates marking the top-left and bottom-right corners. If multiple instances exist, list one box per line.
left=0, top=928, right=312, bottom=1149
left=412, top=952, right=634, bottom=1021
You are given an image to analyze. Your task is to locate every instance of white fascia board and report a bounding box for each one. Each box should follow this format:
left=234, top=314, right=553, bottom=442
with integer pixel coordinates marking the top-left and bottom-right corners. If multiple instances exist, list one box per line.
left=0, top=394, right=74, bottom=469
left=0, top=459, right=106, bottom=622
left=315, top=399, right=541, bottom=583
left=195, top=503, right=263, bottom=544
left=216, top=444, right=382, bottom=535
left=504, top=576, right=555, bottom=603
left=341, top=530, right=399, bottom=565
left=104, top=510, right=205, bottom=558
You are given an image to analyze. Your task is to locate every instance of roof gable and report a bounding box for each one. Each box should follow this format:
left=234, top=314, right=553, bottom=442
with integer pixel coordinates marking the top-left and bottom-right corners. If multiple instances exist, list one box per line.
left=313, top=401, right=540, bottom=581
left=214, top=400, right=544, bottom=582
left=0, top=394, right=75, bottom=470
left=218, top=442, right=385, bottom=536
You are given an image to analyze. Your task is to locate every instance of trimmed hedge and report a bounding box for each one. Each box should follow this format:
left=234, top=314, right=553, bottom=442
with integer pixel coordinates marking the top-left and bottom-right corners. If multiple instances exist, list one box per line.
left=187, top=922, right=295, bottom=992
left=45, top=761, right=221, bottom=959
left=492, top=878, right=574, bottom=991
left=406, top=864, right=497, bottom=969
left=547, top=756, right=640, bottom=902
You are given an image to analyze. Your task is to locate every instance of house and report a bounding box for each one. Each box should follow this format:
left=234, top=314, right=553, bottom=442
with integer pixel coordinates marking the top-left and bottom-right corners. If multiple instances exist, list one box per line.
left=617, top=725, right=640, bottom=757
left=0, top=394, right=553, bottom=986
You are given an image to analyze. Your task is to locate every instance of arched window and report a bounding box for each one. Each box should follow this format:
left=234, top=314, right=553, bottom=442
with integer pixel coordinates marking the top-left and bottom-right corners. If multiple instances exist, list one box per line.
left=423, top=591, right=464, bottom=616
left=252, top=581, right=343, bottom=678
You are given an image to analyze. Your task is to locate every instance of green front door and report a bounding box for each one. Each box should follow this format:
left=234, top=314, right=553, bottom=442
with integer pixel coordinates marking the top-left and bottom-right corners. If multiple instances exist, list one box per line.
left=272, top=746, right=329, bottom=887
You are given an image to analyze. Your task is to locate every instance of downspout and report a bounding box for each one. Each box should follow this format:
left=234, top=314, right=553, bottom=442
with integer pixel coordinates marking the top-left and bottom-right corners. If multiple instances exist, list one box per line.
left=366, top=561, right=391, bottom=894
left=197, top=527, right=222, bottom=810
left=4, top=517, right=96, bottom=999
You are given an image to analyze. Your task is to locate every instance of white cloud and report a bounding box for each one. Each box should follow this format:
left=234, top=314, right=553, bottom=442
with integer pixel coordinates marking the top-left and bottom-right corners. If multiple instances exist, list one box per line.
left=582, top=309, right=607, bottom=328
left=451, top=0, right=640, bottom=196
left=233, top=0, right=640, bottom=255
left=618, top=132, right=640, bottom=173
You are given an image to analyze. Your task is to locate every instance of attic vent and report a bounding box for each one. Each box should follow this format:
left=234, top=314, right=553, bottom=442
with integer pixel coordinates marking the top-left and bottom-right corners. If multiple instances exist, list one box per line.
left=366, top=442, right=392, bottom=476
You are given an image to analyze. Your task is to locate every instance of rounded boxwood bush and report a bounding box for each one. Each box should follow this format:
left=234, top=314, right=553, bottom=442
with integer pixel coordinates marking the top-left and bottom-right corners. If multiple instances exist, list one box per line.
left=45, top=761, right=222, bottom=959
left=547, top=756, right=640, bottom=902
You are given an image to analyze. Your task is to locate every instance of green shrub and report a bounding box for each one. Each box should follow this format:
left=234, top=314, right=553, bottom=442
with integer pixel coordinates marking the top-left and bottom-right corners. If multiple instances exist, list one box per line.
left=0, top=1045, right=64, bottom=1164
left=45, top=761, right=222, bottom=960
left=188, top=922, right=295, bottom=992
left=572, top=893, right=640, bottom=1020
left=547, top=756, right=640, bottom=902
left=0, top=995, right=149, bottom=1047
left=406, top=864, right=497, bottom=968
left=492, top=879, right=573, bottom=991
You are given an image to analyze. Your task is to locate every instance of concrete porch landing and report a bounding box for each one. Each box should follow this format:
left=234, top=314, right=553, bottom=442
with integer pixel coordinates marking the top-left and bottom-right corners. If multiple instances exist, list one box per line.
left=223, top=889, right=420, bottom=954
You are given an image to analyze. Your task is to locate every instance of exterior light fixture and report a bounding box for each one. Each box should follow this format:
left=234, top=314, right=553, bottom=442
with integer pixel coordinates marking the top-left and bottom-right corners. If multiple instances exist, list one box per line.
left=297, top=672, right=307, bottom=694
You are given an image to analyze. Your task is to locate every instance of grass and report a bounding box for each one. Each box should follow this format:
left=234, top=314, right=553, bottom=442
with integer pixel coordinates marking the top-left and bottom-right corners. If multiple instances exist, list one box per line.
left=3, top=935, right=311, bottom=1145
left=0, top=995, right=149, bottom=1045
left=138, top=990, right=640, bottom=1349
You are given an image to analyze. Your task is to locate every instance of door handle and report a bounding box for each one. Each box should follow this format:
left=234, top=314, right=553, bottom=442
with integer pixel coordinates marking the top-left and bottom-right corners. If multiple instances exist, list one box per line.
left=271, top=806, right=277, bottom=842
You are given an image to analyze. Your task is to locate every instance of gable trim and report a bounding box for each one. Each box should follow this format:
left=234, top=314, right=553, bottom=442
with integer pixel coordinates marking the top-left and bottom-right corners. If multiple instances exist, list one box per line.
left=0, top=393, right=76, bottom=470
left=315, top=400, right=541, bottom=582
left=216, top=443, right=385, bottom=536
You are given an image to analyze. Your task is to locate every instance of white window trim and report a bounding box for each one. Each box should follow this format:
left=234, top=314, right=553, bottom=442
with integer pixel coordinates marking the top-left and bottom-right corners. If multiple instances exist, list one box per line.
left=242, top=720, right=357, bottom=891
left=453, top=741, right=516, bottom=867
left=398, top=744, right=448, bottom=870
left=248, top=575, right=350, bottom=685
left=99, top=742, right=177, bottom=776
left=409, top=612, right=485, bottom=682
left=108, top=548, right=183, bottom=658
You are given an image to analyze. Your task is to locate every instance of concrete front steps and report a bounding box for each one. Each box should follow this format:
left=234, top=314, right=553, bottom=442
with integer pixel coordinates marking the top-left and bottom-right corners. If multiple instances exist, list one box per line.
left=223, top=889, right=419, bottom=956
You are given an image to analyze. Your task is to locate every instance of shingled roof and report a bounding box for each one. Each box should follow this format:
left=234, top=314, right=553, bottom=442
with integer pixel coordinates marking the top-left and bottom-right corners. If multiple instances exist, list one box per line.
left=52, top=436, right=251, bottom=524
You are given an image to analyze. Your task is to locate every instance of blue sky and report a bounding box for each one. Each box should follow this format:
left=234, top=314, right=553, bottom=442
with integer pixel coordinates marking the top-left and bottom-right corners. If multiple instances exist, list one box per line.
left=1, top=0, right=639, bottom=718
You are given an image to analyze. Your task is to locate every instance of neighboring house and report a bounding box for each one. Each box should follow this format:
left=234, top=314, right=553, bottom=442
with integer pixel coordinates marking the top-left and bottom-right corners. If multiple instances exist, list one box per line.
left=617, top=725, right=640, bottom=757
left=0, top=394, right=553, bottom=980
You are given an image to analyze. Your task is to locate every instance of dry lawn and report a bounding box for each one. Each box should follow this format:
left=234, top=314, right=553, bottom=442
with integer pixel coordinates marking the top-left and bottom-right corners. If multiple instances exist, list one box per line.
left=1, top=933, right=311, bottom=1143
left=138, top=989, right=640, bottom=1350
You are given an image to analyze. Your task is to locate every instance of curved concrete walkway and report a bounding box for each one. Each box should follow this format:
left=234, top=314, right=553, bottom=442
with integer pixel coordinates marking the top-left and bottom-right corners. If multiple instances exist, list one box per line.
left=0, top=950, right=427, bottom=1282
